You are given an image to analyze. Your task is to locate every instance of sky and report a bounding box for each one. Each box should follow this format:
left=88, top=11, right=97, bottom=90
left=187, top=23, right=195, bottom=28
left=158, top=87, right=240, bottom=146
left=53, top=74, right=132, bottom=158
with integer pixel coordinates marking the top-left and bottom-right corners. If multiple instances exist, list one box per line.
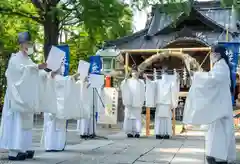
left=132, top=8, right=150, bottom=32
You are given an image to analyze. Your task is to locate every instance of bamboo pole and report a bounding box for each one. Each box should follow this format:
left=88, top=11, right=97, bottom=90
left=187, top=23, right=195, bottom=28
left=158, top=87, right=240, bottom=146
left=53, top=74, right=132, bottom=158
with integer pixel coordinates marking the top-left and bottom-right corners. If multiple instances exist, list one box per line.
left=120, top=47, right=211, bottom=53
left=199, top=51, right=211, bottom=68
left=125, top=53, right=129, bottom=77
left=146, top=107, right=150, bottom=136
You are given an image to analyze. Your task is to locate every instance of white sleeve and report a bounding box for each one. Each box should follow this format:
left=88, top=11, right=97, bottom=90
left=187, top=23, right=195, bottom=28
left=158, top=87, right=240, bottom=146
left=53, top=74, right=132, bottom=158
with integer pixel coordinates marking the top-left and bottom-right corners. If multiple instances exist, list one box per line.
left=140, top=79, right=145, bottom=106
left=183, top=62, right=231, bottom=125
left=9, top=56, right=38, bottom=74
left=120, top=79, right=126, bottom=91
left=38, top=73, right=58, bottom=114
left=195, top=60, right=230, bottom=86
left=145, top=78, right=156, bottom=107
left=8, top=65, right=40, bottom=113
left=120, top=79, right=131, bottom=106
left=171, top=79, right=180, bottom=109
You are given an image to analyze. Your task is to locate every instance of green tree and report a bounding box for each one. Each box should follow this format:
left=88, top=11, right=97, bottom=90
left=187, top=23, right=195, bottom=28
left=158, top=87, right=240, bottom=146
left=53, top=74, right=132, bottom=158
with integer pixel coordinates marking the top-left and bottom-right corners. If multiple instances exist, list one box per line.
left=130, top=0, right=238, bottom=15
left=66, top=6, right=133, bottom=74
left=0, top=0, right=133, bottom=59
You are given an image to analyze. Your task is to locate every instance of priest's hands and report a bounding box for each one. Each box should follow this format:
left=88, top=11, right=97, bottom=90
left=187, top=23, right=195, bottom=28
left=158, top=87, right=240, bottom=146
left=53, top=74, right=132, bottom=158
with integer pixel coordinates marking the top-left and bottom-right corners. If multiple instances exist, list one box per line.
left=73, top=73, right=80, bottom=81
left=124, top=72, right=130, bottom=80
left=190, top=67, right=203, bottom=77
left=51, top=71, right=57, bottom=78
left=189, top=71, right=194, bottom=77
left=143, top=73, right=148, bottom=79
left=38, top=63, right=47, bottom=70
left=49, top=113, right=56, bottom=120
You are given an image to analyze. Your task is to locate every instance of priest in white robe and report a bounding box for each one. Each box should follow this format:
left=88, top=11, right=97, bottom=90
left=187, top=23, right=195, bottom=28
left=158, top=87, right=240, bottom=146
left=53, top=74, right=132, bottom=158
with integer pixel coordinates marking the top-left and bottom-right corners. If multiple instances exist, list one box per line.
left=183, top=45, right=236, bottom=164
left=0, top=32, right=47, bottom=161
left=155, top=71, right=179, bottom=139
left=145, top=69, right=178, bottom=139
left=76, top=76, right=94, bottom=139
left=121, top=66, right=145, bottom=138
left=44, top=67, right=69, bottom=152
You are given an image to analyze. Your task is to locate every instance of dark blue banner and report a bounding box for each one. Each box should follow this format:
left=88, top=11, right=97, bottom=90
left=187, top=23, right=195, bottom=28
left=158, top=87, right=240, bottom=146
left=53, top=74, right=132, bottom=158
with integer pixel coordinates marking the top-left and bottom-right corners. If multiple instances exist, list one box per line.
left=56, top=45, right=70, bottom=76
left=89, top=55, right=103, bottom=122
left=218, top=42, right=240, bottom=104
left=89, top=55, right=102, bottom=75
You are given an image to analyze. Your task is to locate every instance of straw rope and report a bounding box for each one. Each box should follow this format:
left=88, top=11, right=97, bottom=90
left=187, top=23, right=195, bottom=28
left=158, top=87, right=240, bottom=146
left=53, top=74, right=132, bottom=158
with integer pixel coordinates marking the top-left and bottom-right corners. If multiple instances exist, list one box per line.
left=137, top=51, right=201, bottom=73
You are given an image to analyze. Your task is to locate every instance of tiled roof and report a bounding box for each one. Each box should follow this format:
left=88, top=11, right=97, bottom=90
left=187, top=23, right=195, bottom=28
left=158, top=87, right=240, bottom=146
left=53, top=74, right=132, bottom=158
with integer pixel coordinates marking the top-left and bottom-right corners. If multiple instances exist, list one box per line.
left=103, top=1, right=238, bottom=49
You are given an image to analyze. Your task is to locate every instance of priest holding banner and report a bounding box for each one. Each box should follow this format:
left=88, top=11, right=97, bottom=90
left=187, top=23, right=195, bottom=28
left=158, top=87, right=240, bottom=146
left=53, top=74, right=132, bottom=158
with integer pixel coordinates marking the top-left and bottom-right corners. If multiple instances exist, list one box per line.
left=43, top=65, right=67, bottom=152
left=43, top=46, right=82, bottom=152
left=76, top=57, right=105, bottom=139
left=0, top=32, right=47, bottom=160
left=76, top=60, right=96, bottom=139
left=76, top=75, right=93, bottom=139
left=183, top=45, right=236, bottom=164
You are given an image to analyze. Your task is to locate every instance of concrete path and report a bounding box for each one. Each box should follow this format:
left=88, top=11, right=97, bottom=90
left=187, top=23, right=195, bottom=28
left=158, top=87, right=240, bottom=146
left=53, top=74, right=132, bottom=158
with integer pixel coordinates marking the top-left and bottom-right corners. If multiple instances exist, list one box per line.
left=0, top=131, right=206, bottom=164
left=0, top=119, right=208, bottom=164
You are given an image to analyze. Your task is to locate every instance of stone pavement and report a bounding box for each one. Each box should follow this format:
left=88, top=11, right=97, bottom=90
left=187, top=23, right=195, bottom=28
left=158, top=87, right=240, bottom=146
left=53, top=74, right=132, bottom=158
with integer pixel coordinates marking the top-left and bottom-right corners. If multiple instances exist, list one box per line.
left=0, top=131, right=206, bottom=164
left=32, top=120, right=122, bottom=145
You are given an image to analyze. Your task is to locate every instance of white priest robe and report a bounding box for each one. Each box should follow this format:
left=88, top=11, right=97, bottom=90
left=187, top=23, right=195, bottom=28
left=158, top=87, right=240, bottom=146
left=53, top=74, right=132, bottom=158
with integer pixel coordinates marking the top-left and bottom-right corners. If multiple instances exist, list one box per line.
left=155, top=74, right=177, bottom=137
left=0, top=52, right=36, bottom=156
left=76, top=81, right=95, bottom=136
left=183, top=59, right=236, bottom=162
left=44, top=75, right=67, bottom=151
left=121, top=78, right=145, bottom=135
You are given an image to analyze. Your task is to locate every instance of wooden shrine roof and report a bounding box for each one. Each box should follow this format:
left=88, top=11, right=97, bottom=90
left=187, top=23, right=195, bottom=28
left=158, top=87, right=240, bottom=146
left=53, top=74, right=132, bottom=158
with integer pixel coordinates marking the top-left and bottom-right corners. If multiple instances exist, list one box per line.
left=103, top=1, right=239, bottom=51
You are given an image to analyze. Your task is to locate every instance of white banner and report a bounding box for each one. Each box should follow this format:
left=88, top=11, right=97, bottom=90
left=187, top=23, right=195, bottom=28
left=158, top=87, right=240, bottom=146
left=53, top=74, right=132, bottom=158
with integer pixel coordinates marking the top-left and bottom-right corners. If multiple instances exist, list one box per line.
left=97, top=87, right=118, bottom=125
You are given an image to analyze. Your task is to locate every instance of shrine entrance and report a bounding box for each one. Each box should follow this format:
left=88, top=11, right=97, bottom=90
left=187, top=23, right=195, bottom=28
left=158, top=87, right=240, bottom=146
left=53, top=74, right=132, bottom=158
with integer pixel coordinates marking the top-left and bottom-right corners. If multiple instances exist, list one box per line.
left=121, top=38, right=211, bottom=92
left=164, top=37, right=211, bottom=70
left=120, top=45, right=212, bottom=136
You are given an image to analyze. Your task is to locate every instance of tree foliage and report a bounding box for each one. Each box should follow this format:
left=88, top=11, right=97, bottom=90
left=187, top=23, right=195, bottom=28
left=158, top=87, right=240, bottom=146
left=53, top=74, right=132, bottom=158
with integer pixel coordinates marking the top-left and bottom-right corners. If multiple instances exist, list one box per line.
left=0, top=0, right=133, bottom=59
left=0, top=0, right=133, bottom=106
left=66, top=6, right=133, bottom=74
left=130, top=0, right=239, bottom=16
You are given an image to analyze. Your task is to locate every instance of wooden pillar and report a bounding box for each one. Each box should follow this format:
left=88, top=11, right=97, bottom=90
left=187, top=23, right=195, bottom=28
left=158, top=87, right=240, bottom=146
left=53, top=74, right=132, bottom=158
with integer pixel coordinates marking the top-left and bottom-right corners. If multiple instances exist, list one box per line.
left=146, top=107, right=150, bottom=136
left=172, top=108, right=176, bottom=136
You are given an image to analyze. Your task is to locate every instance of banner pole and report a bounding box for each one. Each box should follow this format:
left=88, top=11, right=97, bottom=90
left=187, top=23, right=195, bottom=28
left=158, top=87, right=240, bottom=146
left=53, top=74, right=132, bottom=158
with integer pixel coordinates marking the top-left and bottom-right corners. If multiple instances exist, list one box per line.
left=226, top=24, right=229, bottom=42
left=120, top=47, right=211, bottom=53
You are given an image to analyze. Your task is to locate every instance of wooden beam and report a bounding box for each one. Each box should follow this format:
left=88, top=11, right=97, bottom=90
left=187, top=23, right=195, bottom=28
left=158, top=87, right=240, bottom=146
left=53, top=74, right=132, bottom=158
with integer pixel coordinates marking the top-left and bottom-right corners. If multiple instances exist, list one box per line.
left=179, top=92, right=188, bottom=97
left=120, top=47, right=211, bottom=53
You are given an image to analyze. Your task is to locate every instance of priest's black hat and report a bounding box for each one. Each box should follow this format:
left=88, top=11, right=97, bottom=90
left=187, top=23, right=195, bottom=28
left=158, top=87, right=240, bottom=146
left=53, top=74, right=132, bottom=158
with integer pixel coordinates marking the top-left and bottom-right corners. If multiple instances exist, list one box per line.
left=18, top=31, right=31, bottom=44
left=212, top=45, right=227, bottom=58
